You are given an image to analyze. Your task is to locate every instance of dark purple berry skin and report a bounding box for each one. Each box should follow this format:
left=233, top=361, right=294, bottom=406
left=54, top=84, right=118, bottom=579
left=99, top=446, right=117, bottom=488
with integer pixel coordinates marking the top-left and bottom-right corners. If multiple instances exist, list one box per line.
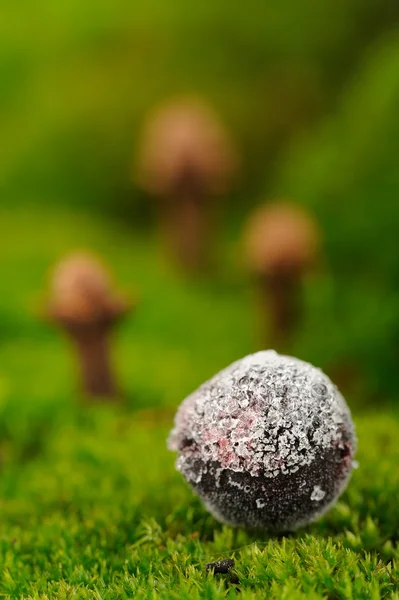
left=168, top=351, right=356, bottom=531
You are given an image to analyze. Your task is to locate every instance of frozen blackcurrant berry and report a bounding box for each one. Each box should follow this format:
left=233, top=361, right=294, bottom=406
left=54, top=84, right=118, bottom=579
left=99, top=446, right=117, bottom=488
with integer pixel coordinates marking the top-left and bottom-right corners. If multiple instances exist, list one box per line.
left=168, top=351, right=357, bottom=531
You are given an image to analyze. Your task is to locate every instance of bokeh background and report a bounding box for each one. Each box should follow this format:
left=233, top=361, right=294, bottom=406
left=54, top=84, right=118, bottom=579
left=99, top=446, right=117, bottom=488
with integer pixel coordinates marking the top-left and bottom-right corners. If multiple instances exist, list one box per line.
left=2, top=0, right=399, bottom=416
left=1, top=3, right=399, bottom=596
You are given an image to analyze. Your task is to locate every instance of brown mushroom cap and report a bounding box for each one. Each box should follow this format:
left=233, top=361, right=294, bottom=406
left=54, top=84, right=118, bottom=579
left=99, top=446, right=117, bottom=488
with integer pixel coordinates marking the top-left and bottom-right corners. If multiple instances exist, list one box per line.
left=137, top=98, right=237, bottom=197
left=244, top=202, right=321, bottom=275
left=48, top=253, right=129, bottom=325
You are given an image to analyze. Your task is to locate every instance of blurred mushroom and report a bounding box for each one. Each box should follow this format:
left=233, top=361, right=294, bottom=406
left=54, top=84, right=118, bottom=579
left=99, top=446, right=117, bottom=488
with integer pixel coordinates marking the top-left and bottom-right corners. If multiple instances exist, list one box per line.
left=137, top=98, right=238, bottom=273
left=244, top=201, right=321, bottom=349
left=47, top=253, right=132, bottom=400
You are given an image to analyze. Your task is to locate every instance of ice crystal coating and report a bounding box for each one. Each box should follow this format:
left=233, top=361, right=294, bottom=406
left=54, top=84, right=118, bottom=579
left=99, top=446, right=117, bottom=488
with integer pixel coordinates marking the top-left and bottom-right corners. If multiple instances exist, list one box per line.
left=168, top=351, right=357, bottom=530
left=310, top=485, right=326, bottom=502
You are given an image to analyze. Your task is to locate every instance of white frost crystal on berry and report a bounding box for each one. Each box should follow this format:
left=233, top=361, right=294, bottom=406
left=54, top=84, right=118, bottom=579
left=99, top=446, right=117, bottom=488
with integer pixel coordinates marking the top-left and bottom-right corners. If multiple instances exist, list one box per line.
left=168, top=351, right=357, bottom=530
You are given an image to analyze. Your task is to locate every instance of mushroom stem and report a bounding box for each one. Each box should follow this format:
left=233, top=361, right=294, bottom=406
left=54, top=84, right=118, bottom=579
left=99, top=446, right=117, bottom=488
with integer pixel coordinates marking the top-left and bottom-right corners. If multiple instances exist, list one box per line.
left=257, top=271, right=300, bottom=350
left=169, top=169, right=210, bottom=273
left=71, top=326, right=118, bottom=399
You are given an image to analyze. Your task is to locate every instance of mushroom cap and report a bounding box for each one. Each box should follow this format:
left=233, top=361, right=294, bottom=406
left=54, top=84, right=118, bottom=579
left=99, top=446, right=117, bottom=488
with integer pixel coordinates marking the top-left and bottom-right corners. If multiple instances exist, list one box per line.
left=48, top=253, right=129, bottom=325
left=244, top=201, right=321, bottom=275
left=137, top=98, right=237, bottom=197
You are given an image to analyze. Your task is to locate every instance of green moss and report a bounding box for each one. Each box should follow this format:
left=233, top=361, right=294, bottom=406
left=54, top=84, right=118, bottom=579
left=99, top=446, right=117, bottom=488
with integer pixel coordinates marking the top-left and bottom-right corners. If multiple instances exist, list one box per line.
left=0, top=407, right=398, bottom=599
left=0, top=207, right=397, bottom=598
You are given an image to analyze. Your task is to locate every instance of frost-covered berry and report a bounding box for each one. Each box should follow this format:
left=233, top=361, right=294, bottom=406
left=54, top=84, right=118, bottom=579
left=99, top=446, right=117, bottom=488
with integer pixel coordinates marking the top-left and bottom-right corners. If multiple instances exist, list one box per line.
left=168, top=351, right=356, bottom=531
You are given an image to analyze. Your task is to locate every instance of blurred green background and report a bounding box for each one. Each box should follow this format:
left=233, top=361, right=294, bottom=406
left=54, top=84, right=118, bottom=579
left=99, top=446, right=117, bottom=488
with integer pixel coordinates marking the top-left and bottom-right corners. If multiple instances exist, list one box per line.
left=2, top=0, right=399, bottom=410
left=1, top=2, right=399, bottom=597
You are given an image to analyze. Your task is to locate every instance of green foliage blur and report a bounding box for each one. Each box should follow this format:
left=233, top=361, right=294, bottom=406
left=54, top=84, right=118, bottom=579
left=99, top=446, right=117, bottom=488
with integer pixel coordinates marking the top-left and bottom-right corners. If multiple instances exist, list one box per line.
left=2, top=0, right=399, bottom=211
left=2, top=4, right=399, bottom=597
left=2, top=0, right=399, bottom=404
